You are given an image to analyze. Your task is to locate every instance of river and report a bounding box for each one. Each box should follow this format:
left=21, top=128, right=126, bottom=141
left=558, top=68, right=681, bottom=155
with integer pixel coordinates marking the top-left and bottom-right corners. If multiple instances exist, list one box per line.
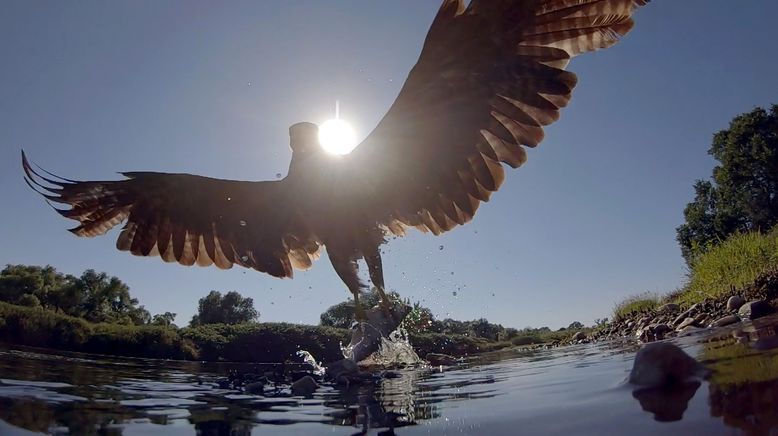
left=2, top=314, right=778, bottom=435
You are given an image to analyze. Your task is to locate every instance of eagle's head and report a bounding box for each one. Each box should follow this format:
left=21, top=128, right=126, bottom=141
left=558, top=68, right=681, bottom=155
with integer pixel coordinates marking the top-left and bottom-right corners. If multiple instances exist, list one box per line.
left=289, top=122, right=320, bottom=155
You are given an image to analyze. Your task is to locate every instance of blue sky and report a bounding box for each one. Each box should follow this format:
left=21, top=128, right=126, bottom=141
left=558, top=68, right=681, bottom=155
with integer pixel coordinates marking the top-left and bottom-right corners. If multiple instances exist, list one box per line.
left=2, top=1, right=777, bottom=329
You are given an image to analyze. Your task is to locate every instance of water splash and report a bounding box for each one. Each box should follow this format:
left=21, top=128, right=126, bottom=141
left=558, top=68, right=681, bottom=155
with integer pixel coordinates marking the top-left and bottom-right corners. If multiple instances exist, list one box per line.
left=360, top=327, right=423, bottom=367
left=296, top=350, right=325, bottom=376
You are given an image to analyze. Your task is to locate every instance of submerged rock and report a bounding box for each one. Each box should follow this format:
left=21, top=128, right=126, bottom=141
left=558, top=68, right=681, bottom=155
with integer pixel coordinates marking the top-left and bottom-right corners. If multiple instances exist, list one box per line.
left=629, top=342, right=701, bottom=387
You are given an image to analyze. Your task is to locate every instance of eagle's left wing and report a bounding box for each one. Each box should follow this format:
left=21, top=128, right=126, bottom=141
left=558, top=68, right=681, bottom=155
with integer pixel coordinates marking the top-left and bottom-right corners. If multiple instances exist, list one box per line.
left=343, top=0, right=647, bottom=236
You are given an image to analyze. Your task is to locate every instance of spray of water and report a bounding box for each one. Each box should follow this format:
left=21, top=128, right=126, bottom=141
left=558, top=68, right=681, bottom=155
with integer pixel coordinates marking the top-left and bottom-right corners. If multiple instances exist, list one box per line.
left=296, top=350, right=326, bottom=376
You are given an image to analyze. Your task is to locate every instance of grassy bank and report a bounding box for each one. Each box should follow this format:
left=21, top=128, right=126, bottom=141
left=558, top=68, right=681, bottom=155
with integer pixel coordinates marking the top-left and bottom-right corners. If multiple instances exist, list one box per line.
left=612, top=227, right=778, bottom=320
left=0, top=302, right=519, bottom=362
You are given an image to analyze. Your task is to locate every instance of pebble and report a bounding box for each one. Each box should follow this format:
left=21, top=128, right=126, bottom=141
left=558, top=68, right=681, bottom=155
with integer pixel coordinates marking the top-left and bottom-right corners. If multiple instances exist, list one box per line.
left=738, top=300, right=773, bottom=320
left=629, top=342, right=701, bottom=387
left=676, top=317, right=696, bottom=330
left=726, top=295, right=745, bottom=311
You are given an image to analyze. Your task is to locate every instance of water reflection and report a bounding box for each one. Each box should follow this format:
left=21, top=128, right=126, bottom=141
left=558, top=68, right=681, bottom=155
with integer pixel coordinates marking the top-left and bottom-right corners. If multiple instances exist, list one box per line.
left=2, top=315, right=778, bottom=434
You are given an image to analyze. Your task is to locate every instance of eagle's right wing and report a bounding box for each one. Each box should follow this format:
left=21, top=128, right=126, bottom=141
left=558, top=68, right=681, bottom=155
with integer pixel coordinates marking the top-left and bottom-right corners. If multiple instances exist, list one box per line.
left=22, top=152, right=320, bottom=277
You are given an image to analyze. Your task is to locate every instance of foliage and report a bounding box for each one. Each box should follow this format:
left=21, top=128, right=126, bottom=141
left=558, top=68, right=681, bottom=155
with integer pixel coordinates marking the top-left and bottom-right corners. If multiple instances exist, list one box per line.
left=189, top=290, right=258, bottom=326
left=0, top=265, right=166, bottom=326
left=152, top=311, right=177, bottom=327
left=612, top=292, right=660, bottom=321
left=181, top=322, right=349, bottom=363
left=400, top=301, right=435, bottom=335
left=0, top=302, right=196, bottom=360
left=319, top=288, right=402, bottom=329
left=674, top=227, right=778, bottom=306
left=677, top=105, right=778, bottom=263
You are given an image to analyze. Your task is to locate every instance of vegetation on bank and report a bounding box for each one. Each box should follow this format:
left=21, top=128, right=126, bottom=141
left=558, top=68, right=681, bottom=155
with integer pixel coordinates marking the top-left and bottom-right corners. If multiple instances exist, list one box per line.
left=612, top=292, right=661, bottom=321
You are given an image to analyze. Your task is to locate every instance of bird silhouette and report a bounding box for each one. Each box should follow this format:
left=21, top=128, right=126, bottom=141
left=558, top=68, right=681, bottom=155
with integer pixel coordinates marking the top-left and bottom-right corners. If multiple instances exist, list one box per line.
left=23, top=0, right=648, bottom=321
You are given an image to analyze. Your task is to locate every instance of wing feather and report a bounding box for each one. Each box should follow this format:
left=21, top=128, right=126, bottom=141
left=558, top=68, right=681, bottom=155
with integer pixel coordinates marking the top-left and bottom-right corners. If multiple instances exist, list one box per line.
left=347, top=0, right=646, bottom=236
left=22, top=151, right=320, bottom=278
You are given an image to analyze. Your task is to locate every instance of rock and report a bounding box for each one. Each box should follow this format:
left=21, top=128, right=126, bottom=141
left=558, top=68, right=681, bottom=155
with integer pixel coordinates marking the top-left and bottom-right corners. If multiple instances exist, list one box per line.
left=672, top=310, right=692, bottom=327
left=677, top=325, right=701, bottom=336
left=712, top=314, right=740, bottom=327
left=426, top=353, right=457, bottom=366
left=726, top=295, right=745, bottom=312
left=676, top=317, right=696, bottom=330
left=326, top=358, right=359, bottom=383
left=658, top=303, right=680, bottom=314
left=290, top=376, right=318, bottom=396
left=653, top=324, right=672, bottom=339
left=629, top=342, right=701, bottom=387
left=244, top=381, right=264, bottom=395
left=572, top=331, right=587, bottom=341
left=692, top=313, right=708, bottom=325
left=738, top=300, right=773, bottom=320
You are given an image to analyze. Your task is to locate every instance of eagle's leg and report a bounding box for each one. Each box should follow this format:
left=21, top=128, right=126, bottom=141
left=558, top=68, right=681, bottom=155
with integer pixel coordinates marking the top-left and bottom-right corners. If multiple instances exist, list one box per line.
left=365, top=250, right=392, bottom=316
left=328, top=249, right=367, bottom=321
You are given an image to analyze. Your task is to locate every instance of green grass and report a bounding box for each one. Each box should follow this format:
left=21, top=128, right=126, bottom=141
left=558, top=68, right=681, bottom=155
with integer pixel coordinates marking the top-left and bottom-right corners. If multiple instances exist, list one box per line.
left=612, top=292, right=661, bottom=321
left=675, top=227, right=778, bottom=307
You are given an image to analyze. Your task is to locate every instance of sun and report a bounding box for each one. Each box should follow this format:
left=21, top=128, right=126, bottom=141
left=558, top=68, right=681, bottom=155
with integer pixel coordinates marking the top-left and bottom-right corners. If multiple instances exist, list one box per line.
left=318, top=119, right=357, bottom=155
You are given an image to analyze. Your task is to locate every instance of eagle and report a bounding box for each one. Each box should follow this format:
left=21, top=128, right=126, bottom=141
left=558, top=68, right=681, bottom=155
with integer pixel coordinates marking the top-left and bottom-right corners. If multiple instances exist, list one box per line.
left=23, top=0, right=647, bottom=322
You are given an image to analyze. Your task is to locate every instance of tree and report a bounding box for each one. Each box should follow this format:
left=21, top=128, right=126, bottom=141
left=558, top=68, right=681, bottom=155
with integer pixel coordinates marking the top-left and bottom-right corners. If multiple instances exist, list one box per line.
left=152, top=312, right=177, bottom=327
left=319, top=288, right=402, bottom=329
left=0, top=264, right=70, bottom=309
left=190, top=291, right=258, bottom=326
left=677, top=105, right=778, bottom=263
left=568, top=321, right=584, bottom=330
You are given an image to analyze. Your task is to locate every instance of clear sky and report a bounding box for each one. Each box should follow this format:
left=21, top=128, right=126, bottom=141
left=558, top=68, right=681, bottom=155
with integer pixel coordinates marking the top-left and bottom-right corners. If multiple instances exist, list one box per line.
left=2, top=1, right=777, bottom=330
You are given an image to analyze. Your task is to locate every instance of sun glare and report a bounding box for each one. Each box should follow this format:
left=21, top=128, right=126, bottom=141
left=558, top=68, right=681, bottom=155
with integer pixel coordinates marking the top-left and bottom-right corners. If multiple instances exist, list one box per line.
left=319, top=119, right=357, bottom=155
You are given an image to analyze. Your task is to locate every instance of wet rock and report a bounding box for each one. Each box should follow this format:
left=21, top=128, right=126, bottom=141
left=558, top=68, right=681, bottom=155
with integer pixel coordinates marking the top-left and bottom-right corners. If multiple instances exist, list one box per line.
left=291, top=376, right=318, bottom=396
left=712, top=314, right=740, bottom=327
left=572, top=331, right=586, bottom=341
left=326, top=358, right=359, bottom=383
left=658, top=303, right=679, bottom=314
left=692, top=313, right=708, bottom=325
left=629, top=342, right=701, bottom=387
left=672, top=310, right=693, bottom=327
left=738, top=300, right=773, bottom=320
left=244, top=381, right=265, bottom=395
left=676, top=317, right=696, bottom=330
left=677, top=325, right=701, bottom=336
left=216, top=377, right=231, bottom=389
left=727, top=295, right=745, bottom=312
left=653, top=324, right=672, bottom=339
left=426, top=353, right=457, bottom=366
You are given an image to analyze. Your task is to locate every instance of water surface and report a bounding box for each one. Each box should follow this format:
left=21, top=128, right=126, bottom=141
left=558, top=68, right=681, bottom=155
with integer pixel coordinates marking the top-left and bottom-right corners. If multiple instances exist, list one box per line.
left=2, top=314, right=778, bottom=435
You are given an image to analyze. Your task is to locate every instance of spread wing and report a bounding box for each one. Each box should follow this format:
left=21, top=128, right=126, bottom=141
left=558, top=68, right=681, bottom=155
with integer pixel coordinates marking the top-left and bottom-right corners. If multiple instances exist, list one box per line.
left=346, top=0, right=647, bottom=236
left=22, top=152, right=320, bottom=278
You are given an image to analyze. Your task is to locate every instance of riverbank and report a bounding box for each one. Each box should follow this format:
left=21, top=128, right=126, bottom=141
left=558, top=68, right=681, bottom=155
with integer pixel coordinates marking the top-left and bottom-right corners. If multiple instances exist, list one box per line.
left=0, top=302, right=516, bottom=363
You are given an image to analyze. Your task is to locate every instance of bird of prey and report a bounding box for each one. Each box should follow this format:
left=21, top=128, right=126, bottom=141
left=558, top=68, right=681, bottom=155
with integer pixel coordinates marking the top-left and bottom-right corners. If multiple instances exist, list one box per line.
left=23, top=0, right=647, bottom=322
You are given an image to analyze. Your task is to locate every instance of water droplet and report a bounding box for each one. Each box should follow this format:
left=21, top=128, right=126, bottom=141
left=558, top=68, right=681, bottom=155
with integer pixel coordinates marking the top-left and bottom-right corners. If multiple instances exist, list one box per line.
left=239, top=220, right=247, bottom=226
left=247, top=81, right=252, bottom=86
left=241, top=255, right=249, bottom=262
left=438, top=245, right=444, bottom=251
left=226, top=197, right=231, bottom=201
left=491, top=293, right=495, bottom=297
left=308, top=286, right=312, bottom=290
left=270, top=302, right=274, bottom=305
left=452, top=291, right=457, bottom=297
left=276, top=173, right=282, bottom=179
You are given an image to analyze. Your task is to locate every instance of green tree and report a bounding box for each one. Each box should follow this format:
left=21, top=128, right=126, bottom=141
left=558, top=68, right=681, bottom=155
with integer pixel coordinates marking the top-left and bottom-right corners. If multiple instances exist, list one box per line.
left=190, top=291, right=258, bottom=326
left=568, top=321, right=584, bottom=330
left=677, top=105, right=778, bottom=263
left=152, top=311, right=177, bottom=327
left=0, top=264, right=70, bottom=308
left=319, top=288, right=401, bottom=329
